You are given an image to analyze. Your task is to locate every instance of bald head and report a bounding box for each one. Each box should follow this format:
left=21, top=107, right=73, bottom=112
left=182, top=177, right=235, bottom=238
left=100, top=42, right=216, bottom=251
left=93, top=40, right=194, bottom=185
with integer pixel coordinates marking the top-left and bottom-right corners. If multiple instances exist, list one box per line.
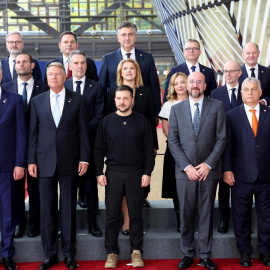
left=224, top=60, right=242, bottom=87
left=242, top=42, right=260, bottom=67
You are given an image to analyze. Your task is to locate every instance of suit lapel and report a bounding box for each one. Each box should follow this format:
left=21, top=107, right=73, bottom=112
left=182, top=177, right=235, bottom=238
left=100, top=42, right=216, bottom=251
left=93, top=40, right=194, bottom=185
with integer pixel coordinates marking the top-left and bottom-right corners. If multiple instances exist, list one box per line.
left=0, top=90, right=10, bottom=120
left=241, top=65, right=248, bottom=78
left=58, top=89, right=73, bottom=127
left=257, top=104, right=267, bottom=136
left=183, top=62, right=190, bottom=75
left=199, top=63, right=207, bottom=76
left=258, top=64, right=264, bottom=82
left=135, top=48, right=143, bottom=67
left=82, top=78, right=92, bottom=98
left=238, top=104, right=254, bottom=137
left=236, top=85, right=242, bottom=106
left=182, top=99, right=195, bottom=138
left=197, top=97, right=211, bottom=137
left=3, top=57, right=12, bottom=81
left=221, top=86, right=231, bottom=110
left=116, top=48, right=123, bottom=63
left=65, top=79, right=74, bottom=92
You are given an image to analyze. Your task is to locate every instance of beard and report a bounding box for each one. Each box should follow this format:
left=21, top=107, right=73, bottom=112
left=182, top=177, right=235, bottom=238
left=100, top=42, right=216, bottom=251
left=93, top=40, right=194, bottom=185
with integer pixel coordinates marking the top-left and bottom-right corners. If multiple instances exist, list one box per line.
left=116, top=104, right=132, bottom=113
left=17, top=70, right=32, bottom=77
left=8, top=49, right=22, bottom=56
left=189, top=87, right=202, bottom=99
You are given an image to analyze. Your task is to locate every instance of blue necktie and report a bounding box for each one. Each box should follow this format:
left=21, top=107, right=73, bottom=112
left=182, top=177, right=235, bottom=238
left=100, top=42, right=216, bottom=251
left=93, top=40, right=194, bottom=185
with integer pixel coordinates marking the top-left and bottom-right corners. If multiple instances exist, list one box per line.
left=52, top=94, right=61, bottom=127
left=250, top=68, right=255, bottom=78
left=230, top=88, right=237, bottom=109
left=75, top=81, right=82, bottom=94
left=193, top=103, right=200, bottom=136
left=126, top=53, right=131, bottom=59
left=13, top=59, right=18, bottom=80
left=22, top=82, right=28, bottom=110
left=191, top=66, right=196, bottom=72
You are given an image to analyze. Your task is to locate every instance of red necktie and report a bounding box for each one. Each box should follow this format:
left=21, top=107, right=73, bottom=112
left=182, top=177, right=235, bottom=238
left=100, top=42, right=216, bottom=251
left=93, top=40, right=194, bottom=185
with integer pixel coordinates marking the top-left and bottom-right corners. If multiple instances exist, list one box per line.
left=67, top=67, right=72, bottom=79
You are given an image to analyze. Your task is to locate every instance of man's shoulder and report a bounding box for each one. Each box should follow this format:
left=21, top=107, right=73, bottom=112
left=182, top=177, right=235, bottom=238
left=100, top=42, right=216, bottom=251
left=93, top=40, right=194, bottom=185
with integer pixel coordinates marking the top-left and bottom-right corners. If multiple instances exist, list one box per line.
left=199, top=63, right=214, bottom=73
left=258, top=64, right=270, bottom=73
left=2, top=88, right=19, bottom=99
left=86, top=57, right=95, bottom=65
left=31, top=91, right=49, bottom=102
left=211, top=85, right=227, bottom=95
left=1, top=57, right=9, bottom=63
left=102, top=49, right=120, bottom=59
left=84, top=77, right=102, bottom=88
left=45, top=57, right=62, bottom=67
left=135, top=48, right=153, bottom=58
left=1, top=80, right=15, bottom=90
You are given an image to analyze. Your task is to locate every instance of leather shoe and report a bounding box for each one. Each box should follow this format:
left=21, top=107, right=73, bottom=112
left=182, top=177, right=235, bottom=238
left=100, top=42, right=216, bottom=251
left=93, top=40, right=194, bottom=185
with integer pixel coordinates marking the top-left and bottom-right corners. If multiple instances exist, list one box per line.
left=240, top=253, right=251, bottom=267
left=2, top=257, right=16, bottom=270
left=121, top=229, right=129, bottom=236
left=39, top=256, right=58, bottom=269
left=14, top=224, right=24, bottom=238
left=143, top=198, right=150, bottom=208
left=27, top=223, right=40, bottom=237
left=217, top=221, right=229, bottom=234
left=178, top=256, right=194, bottom=269
left=88, top=224, right=102, bottom=237
left=260, top=252, right=270, bottom=266
left=64, top=257, right=78, bottom=269
left=77, top=197, right=87, bottom=208
left=199, top=258, right=217, bottom=270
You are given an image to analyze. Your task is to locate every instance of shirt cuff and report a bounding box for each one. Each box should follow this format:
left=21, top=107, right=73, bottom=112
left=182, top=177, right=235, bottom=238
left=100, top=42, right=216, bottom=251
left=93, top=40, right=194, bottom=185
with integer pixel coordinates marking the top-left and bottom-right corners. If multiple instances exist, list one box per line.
left=79, top=161, right=89, bottom=165
left=204, top=163, right=212, bottom=170
left=184, top=164, right=191, bottom=171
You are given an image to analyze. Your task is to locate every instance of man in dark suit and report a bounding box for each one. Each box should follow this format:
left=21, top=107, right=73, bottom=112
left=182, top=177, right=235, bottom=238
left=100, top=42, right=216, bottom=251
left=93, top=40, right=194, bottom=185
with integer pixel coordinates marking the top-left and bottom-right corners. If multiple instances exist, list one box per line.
left=210, top=60, right=242, bottom=234
left=223, top=77, right=270, bottom=267
left=164, top=39, right=216, bottom=101
left=1, top=31, right=42, bottom=84
left=168, top=72, right=226, bottom=270
left=239, top=42, right=270, bottom=105
left=28, top=62, right=90, bottom=270
left=44, top=31, right=98, bottom=85
left=2, top=52, right=49, bottom=239
left=0, top=62, right=27, bottom=270
left=65, top=50, right=104, bottom=238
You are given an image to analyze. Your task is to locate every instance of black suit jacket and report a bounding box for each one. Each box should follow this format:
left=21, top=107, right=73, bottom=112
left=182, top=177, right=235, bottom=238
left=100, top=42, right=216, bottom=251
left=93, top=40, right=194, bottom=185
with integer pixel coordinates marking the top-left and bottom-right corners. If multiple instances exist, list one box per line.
left=44, top=56, right=98, bottom=85
left=28, top=89, right=90, bottom=177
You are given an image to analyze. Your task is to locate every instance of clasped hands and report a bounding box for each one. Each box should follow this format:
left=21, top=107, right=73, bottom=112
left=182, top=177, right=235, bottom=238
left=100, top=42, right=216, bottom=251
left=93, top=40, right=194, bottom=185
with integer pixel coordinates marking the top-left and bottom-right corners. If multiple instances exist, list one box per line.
left=185, top=163, right=210, bottom=181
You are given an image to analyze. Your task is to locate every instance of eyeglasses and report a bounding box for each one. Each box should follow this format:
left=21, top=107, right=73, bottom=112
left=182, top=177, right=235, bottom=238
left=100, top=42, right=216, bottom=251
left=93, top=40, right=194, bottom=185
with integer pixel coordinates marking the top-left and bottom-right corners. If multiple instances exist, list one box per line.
left=189, top=80, right=203, bottom=85
left=185, top=47, right=200, bottom=51
left=119, top=33, right=135, bottom=38
left=6, top=41, right=22, bottom=45
left=224, top=70, right=240, bottom=74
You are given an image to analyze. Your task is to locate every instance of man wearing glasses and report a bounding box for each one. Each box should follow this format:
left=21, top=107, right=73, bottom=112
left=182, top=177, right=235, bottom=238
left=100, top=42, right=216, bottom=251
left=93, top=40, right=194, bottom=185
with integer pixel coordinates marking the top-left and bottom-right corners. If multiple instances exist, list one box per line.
left=1, top=31, right=42, bottom=84
left=163, top=39, right=216, bottom=102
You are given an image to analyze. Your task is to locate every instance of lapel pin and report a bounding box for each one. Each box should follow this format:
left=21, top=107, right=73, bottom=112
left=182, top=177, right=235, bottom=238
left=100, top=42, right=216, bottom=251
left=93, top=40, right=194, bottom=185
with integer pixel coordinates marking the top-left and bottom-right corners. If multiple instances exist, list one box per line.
left=123, top=121, right=127, bottom=125
left=68, top=99, right=72, bottom=103
left=264, top=110, right=266, bottom=112
left=140, top=54, right=142, bottom=56
left=3, top=99, right=6, bottom=103
left=203, top=69, right=205, bottom=71
left=140, top=93, right=142, bottom=95
left=262, top=71, right=264, bottom=73
left=89, top=85, right=92, bottom=87
left=36, top=86, right=39, bottom=88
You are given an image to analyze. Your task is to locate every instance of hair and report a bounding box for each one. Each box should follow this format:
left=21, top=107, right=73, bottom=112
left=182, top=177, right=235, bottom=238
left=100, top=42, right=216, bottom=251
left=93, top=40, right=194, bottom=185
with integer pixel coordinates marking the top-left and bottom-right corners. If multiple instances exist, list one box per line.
left=243, top=42, right=259, bottom=51
left=115, top=85, right=134, bottom=97
left=68, top=50, right=86, bottom=63
left=15, top=52, right=33, bottom=63
left=166, top=72, right=188, bottom=101
left=184, top=39, right=200, bottom=50
left=116, top=59, right=143, bottom=88
left=6, top=31, right=23, bottom=41
left=0, top=61, right=2, bottom=73
left=59, top=31, right=77, bottom=43
left=242, top=77, right=261, bottom=90
left=116, top=21, right=137, bottom=35
left=47, top=62, right=66, bottom=75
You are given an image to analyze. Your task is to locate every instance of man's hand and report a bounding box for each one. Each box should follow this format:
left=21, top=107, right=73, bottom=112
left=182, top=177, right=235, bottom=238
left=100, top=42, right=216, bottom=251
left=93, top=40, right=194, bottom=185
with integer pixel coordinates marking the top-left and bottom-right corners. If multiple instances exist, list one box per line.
left=97, top=175, right=107, bottom=186
left=141, top=175, right=151, bottom=187
left=13, top=166, right=25, bottom=180
left=259, top=99, right=266, bottom=106
left=223, top=171, right=235, bottom=186
left=78, top=163, right=88, bottom=176
left=28, top=164, right=37, bottom=178
left=195, top=163, right=211, bottom=181
left=185, top=166, right=200, bottom=181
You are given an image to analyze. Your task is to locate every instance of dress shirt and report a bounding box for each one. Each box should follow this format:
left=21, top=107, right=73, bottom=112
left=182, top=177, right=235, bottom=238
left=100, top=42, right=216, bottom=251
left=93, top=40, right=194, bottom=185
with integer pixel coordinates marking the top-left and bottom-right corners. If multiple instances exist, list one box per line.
left=72, top=76, right=85, bottom=95
left=186, top=61, right=200, bottom=73
left=17, top=77, right=34, bottom=104
left=121, top=47, right=136, bottom=60
left=50, top=88, right=65, bottom=115
left=0, top=86, right=2, bottom=98
left=245, top=63, right=259, bottom=78
left=244, top=103, right=260, bottom=128
left=189, top=96, right=204, bottom=122
left=9, top=56, right=16, bottom=79
left=63, top=55, right=69, bottom=75
left=226, top=83, right=239, bottom=103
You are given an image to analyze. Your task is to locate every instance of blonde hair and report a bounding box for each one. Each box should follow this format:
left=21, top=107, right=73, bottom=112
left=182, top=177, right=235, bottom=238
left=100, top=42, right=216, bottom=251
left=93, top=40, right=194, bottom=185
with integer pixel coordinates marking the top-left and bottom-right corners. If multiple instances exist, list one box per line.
left=166, top=72, right=188, bottom=101
left=116, top=59, right=144, bottom=88
left=47, top=62, right=66, bottom=75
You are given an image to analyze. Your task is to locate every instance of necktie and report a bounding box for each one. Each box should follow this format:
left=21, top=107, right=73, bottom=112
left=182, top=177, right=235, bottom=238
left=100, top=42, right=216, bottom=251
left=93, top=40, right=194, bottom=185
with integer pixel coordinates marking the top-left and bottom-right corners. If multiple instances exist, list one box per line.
left=126, top=53, right=131, bottom=59
left=193, top=103, right=200, bottom=136
left=191, top=66, right=196, bottom=72
left=250, top=109, right=258, bottom=137
left=230, top=88, right=237, bottom=109
left=22, top=82, right=28, bottom=110
left=52, top=94, right=61, bottom=127
left=13, top=59, right=18, bottom=80
left=75, top=81, right=82, bottom=94
left=250, top=68, right=255, bottom=78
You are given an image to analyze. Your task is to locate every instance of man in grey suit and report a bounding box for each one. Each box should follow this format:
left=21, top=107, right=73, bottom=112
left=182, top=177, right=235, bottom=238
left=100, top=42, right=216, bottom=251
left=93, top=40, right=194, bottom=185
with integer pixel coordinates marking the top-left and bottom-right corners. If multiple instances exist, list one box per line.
left=168, top=72, right=226, bottom=270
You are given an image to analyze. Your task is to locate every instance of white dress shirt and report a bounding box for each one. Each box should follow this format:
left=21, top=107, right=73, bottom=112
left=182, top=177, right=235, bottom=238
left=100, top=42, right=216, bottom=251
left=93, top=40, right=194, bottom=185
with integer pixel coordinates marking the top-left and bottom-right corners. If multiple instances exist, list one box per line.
left=72, top=76, right=85, bottom=95
left=226, top=83, right=239, bottom=103
left=244, top=103, right=260, bottom=128
left=17, top=77, right=34, bottom=104
left=50, top=88, right=65, bottom=115
left=186, top=61, right=200, bottom=73
left=9, top=56, right=16, bottom=79
left=63, top=55, right=69, bottom=75
left=245, top=63, right=259, bottom=78
left=121, top=47, right=136, bottom=60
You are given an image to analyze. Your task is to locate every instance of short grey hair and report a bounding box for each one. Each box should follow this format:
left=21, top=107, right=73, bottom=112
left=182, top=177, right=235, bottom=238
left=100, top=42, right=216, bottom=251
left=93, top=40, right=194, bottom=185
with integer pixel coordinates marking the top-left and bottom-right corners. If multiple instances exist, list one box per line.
left=6, top=31, right=23, bottom=42
left=47, top=62, right=66, bottom=75
left=116, top=21, right=137, bottom=35
left=184, top=39, right=200, bottom=50
left=68, top=50, right=86, bottom=63
left=242, top=77, right=261, bottom=90
left=0, top=61, right=2, bottom=73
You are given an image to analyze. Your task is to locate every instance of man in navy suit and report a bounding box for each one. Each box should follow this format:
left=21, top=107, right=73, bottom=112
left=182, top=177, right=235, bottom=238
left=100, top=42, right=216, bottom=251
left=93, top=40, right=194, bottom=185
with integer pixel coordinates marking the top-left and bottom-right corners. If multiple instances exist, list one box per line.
left=210, top=60, right=242, bottom=234
left=44, top=31, right=98, bottom=86
left=65, top=50, right=104, bottom=238
left=223, top=77, right=270, bottom=267
left=28, top=62, right=90, bottom=270
left=1, top=31, right=42, bottom=84
left=0, top=62, right=27, bottom=270
left=2, top=52, right=49, bottom=239
left=239, top=42, right=270, bottom=105
left=164, top=39, right=216, bottom=101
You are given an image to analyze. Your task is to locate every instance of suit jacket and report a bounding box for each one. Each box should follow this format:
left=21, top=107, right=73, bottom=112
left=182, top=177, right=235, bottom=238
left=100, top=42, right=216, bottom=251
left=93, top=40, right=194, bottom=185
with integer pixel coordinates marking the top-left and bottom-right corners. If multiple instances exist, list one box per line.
left=0, top=89, right=27, bottom=172
left=28, top=89, right=90, bottom=177
left=1, top=57, right=42, bottom=85
left=168, top=97, right=226, bottom=180
left=239, top=64, right=270, bottom=104
left=223, top=104, right=270, bottom=183
left=210, top=85, right=242, bottom=112
left=99, top=47, right=161, bottom=114
left=164, top=62, right=217, bottom=102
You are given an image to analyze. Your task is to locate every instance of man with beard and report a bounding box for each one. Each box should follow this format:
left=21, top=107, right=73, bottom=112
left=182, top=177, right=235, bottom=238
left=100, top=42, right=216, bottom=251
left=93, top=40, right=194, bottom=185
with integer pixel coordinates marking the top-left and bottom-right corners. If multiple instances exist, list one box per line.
left=2, top=53, right=49, bottom=238
left=1, top=31, right=42, bottom=84
left=95, top=85, right=155, bottom=268
left=168, top=72, right=226, bottom=270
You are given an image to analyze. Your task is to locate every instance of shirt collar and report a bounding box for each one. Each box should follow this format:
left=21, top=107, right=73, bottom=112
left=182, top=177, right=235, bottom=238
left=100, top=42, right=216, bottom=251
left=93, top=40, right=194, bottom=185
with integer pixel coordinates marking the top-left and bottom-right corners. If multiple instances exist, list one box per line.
left=121, top=47, right=135, bottom=57
left=245, top=63, right=258, bottom=71
left=186, top=61, right=199, bottom=71
left=18, top=77, right=34, bottom=86
left=73, top=76, right=85, bottom=84
left=50, top=88, right=65, bottom=97
left=226, top=83, right=239, bottom=91
left=244, top=102, right=260, bottom=114
left=63, top=55, right=68, bottom=64
left=189, top=95, right=204, bottom=107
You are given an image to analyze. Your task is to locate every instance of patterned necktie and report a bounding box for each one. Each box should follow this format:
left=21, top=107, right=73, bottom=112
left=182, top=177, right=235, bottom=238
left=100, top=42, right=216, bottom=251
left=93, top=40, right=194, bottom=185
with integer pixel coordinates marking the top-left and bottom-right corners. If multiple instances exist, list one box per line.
left=75, top=81, right=82, bottom=94
left=22, top=82, right=28, bottom=110
left=250, top=68, right=255, bottom=78
left=230, top=88, right=237, bottom=109
left=193, top=103, right=200, bottom=136
left=126, top=53, right=131, bottom=59
left=13, top=59, right=18, bottom=80
left=52, top=94, right=61, bottom=127
left=191, top=66, right=196, bottom=72
left=250, top=109, right=258, bottom=137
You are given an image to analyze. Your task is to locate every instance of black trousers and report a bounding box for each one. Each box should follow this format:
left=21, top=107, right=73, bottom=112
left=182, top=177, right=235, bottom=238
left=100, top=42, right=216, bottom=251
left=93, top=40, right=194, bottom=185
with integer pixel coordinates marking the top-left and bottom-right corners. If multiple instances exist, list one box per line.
left=218, top=178, right=231, bottom=223
left=105, top=170, right=144, bottom=255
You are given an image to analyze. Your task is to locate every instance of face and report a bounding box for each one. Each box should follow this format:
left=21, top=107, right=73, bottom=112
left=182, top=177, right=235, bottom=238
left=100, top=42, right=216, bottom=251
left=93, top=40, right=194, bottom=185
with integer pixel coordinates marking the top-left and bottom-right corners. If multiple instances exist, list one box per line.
left=69, top=54, right=87, bottom=79
left=15, top=54, right=35, bottom=77
left=6, top=33, right=24, bottom=56
left=117, top=27, right=136, bottom=52
left=242, top=42, right=260, bottom=67
left=241, top=81, right=262, bottom=108
left=224, top=61, right=242, bottom=86
left=173, top=75, right=187, bottom=97
left=121, top=62, right=137, bottom=82
left=183, top=41, right=201, bottom=63
left=59, top=34, right=78, bottom=57
left=187, top=72, right=206, bottom=100
left=47, top=66, right=66, bottom=92
left=115, top=90, right=133, bottom=114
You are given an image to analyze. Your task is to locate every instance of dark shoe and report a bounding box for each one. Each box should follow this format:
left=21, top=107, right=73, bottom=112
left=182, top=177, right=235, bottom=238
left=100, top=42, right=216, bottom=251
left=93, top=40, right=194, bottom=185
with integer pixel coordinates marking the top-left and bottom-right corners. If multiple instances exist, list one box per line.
left=178, top=256, right=194, bottom=269
left=217, top=221, right=229, bottom=234
left=14, top=224, right=24, bottom=238
left=64, top=257, right=78, bottom=269
left=77, top=197, right=87, bottom=208
left=143, top=198, right=150, bottom=208
left=88, top=224, right=102, bottom=237
left=260, top=252, right=270, bottom=266
left=240, top=253, right=251, bottom=267
left=121, top=229, right=129, bottom=236
left=27, top=223, right=40, bottom=237
left=199, top=258, right=217, bottom=270
left=2, top=257, right=16, bottom=270
left=58, top=229, right=61, bottom=239
left=39, top=256, right=58, bottom=269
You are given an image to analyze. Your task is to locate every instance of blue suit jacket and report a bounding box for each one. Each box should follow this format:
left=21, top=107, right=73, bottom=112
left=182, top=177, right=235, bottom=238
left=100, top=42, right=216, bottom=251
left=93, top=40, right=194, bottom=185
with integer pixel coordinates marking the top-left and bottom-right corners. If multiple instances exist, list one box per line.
left=0, top=89, right=27, bottom=172
left=210, top=85, right=242, bottom=112
left=239, top=64, right=270, bottom=104
left=1, top=57, right=42, bottom=85
left=99, top=47, right=161, bottom=114
left=164, top=62, right=217, bottom=102
left=223, top=104, right=270, bottom=183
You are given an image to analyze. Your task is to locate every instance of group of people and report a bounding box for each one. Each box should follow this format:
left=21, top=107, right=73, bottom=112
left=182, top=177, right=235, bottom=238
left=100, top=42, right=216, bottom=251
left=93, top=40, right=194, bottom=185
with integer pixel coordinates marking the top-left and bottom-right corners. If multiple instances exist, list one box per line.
left=0, top=19, right=270, bottom=270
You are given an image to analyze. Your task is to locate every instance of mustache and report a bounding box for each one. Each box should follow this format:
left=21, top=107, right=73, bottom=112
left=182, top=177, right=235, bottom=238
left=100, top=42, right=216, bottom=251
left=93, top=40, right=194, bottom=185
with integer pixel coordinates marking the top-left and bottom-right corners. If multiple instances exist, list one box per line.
left=191, top=87, right=200, bottom=91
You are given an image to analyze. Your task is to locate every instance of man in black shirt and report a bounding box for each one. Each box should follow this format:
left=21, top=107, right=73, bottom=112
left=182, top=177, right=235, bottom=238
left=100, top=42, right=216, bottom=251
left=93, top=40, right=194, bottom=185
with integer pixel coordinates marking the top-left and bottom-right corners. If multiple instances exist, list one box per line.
left=95, top=85, right=155, bottom=268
